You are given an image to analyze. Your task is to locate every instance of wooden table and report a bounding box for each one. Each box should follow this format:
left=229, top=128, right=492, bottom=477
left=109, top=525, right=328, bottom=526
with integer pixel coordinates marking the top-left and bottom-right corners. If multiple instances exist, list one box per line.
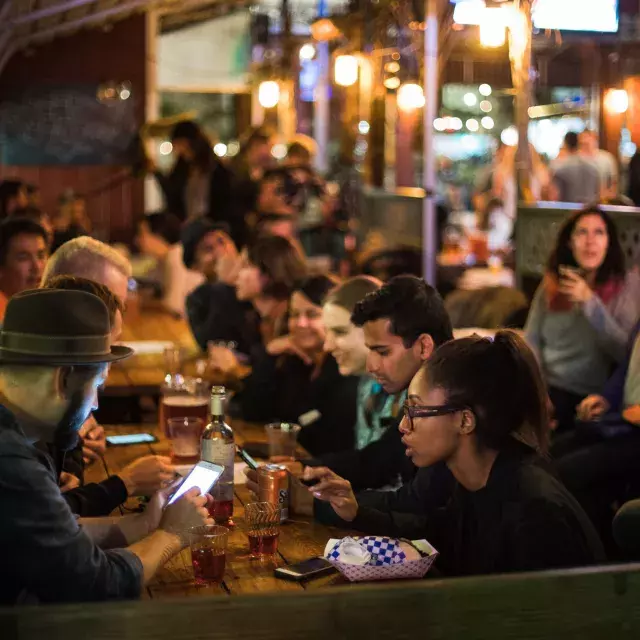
left=90, top=422, right=348, bottom=598
left=106, top=310, right=199, bottom=396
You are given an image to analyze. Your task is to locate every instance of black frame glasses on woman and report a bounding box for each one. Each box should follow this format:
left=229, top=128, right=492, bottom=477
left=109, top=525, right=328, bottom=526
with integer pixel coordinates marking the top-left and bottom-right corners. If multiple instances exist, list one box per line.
left=402, top=402, right=467, bottom=432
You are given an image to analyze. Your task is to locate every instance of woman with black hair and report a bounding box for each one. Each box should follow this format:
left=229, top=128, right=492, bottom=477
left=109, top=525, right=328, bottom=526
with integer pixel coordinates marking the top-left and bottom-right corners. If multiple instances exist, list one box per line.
left=308, top=332, right=605, bottom=576
left=237, top=274, right=360, bottom=457
left=525, top=206, right=640, bottom=432
left=152, top=121, right=241, bottom=243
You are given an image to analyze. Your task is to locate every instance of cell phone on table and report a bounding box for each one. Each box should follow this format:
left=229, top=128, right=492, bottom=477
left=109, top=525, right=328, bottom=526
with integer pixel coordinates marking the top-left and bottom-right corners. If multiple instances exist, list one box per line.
left=274, top=557, right=337, bottom=582
left=106, top=433, right=157, bottom=446
left=166, top=461, right=224, bottom=506
left=236, top=446, right=259, bottom=471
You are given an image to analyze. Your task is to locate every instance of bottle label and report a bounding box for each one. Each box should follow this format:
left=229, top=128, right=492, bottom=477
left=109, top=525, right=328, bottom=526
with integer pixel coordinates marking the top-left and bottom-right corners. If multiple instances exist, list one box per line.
left=202, top=440, right=234, bottom=477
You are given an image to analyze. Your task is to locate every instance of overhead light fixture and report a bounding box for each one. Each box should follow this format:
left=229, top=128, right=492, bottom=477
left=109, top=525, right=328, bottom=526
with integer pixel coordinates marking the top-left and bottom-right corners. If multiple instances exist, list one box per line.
left=479, top=83, right=492, bottom=96
left=397, top=83, right=425, bottom=111
left=335, top=55, right=359, bottom=87
left=605, top=89, right=629, bottom=114
left=299, top=43, right=316, bottom=61
left=480, top=8, right=506, bottom=47
left=464, top=92, right=478, bottom=107
left=258, top=81, right=280, bottom=108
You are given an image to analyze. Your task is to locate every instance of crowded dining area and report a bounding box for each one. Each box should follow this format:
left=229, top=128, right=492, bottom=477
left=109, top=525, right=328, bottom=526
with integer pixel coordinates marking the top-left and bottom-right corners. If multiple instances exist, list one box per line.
left=2, top=0, right=640, bottom=637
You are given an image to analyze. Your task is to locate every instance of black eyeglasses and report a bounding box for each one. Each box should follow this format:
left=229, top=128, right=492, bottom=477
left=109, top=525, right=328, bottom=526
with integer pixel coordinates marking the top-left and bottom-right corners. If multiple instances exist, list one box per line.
left=402, top=402, right=467, bottom=432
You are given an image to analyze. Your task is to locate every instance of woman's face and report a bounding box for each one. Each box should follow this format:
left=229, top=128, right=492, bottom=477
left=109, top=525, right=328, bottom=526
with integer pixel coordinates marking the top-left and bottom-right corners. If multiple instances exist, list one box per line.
left=289, top=291, right=326, bottom=354
left=570, top=214, right=609, bottom=273
left=235, top=250, right=264, bottom=301
left=398, top=368, right=465, bottom=468
left=322, top=303, right=368, bottom=376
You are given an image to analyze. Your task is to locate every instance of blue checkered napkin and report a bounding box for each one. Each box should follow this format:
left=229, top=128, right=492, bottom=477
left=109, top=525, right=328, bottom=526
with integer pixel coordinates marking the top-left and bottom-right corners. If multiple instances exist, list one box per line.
left=360, top=536, right=407, bottom=566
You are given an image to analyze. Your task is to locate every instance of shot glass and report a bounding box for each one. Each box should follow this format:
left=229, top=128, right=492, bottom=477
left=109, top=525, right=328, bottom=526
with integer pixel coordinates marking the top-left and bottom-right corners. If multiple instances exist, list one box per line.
left=189, top=525, right=229, bottom=585
left=265, top=422, right=301, bottom=459
left=245, top=502, right=280, bottom=558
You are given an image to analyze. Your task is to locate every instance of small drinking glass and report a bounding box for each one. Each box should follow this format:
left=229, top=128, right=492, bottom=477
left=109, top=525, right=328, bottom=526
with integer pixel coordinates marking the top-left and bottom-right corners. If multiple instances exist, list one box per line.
left=189, top=525, right=229, bottom=585
left=245, top=502, right=280, bottom=558
left=167, top=417, right=203, bottom=461
left=265, top=422, right=301, bottom=459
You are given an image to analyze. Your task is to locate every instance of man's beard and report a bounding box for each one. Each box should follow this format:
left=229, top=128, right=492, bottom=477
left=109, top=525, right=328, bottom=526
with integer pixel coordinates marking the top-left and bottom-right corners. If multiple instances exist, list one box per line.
left=53, top=389, right=93, bottom=452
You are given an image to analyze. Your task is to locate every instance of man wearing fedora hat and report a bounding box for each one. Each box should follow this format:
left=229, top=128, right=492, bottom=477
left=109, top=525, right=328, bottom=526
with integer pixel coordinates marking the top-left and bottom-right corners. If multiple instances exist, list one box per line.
left=0, top=289, right=212, bottom=604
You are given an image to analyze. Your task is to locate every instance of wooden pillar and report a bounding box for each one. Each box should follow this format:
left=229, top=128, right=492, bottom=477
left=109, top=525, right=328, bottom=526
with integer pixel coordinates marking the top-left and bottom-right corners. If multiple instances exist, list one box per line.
left=396, top=109, right=418, bottom=187
left=624, top=76, right=640, bottom=147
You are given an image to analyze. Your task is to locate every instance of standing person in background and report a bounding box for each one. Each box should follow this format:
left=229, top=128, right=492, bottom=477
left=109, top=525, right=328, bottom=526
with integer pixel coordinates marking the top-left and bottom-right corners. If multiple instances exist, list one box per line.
left=230, top=128, right=274, bottom=239
left=0, top=180, right=28, bottom=219
left=0, top=217, right=48, bottom=321
left=51, top=191, right=91, bottom=253
left=525, top=206, right=640, bottom=433
left=550, top=132, right=600, bottom=203
left=152, top=121, right=241, bottom=244
left=580, top=130, right=619, bottom=200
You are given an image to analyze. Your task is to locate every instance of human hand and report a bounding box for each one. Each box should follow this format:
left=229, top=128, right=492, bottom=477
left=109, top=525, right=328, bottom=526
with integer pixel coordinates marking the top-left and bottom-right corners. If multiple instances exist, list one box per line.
left=79, top=416, right=106, bottom=465
left=266, top=335, right=312, bottom=365
left=159, top=487, right=213, bottom=546
left=216, top=253, right=241, bottom=285
left=207, top=343, right=240, bottom=376
left=120, top=455, right=176, bottom=497
left=577, top=395, right=609, bottom=422
left=59, top=471, right=81, bottom=493
left=301, top=466, right=358, bottom=522
left=558, top=268, right=593, bottom=304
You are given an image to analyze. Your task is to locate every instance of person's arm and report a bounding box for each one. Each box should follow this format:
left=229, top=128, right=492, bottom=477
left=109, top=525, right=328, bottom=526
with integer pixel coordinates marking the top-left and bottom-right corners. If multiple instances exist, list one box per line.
left=304, top=416, right=410, bottom=492
left=63, top=475, right=129, bottom=517
left=311, top=465, right=453, bottom=540
left=582, top=273, right=640, bottom=363
left=524, top=285, right=546, bottom=359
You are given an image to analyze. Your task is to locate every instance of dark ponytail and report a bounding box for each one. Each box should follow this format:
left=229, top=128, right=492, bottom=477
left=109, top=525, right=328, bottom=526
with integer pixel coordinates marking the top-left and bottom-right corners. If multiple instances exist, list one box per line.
left=425, top=330, right=550, bottom=454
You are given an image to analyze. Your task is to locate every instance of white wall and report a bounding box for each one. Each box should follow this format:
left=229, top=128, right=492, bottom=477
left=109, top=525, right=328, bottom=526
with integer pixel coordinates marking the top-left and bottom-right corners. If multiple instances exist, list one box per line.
left=158, top=12, right=251, bottom=93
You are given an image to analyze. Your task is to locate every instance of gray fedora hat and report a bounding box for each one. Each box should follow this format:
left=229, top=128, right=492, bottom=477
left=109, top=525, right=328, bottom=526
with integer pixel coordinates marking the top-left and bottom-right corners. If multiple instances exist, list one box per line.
left=0, top=289, right=133, bottom=365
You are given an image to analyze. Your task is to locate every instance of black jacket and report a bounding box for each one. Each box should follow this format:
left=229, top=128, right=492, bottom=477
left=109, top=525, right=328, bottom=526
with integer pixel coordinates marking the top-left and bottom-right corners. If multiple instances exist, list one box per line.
left=339, top=441, right=606, bottom=577
left=239, top=352, right=359, bottom=457
left=186, top=282, right=261, bottom=356
left=155, top=159, right=246, bottom=246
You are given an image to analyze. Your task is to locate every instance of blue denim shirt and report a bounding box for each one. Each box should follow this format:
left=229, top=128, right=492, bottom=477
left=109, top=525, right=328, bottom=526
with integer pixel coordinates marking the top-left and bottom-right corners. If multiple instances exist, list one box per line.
left=0, top=404, right=143, bottom=605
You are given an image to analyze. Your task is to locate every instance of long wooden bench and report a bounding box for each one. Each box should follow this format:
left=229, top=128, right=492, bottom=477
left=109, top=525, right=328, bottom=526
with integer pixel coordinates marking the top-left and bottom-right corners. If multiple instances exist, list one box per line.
left=3, top=563, right=640, bottom=639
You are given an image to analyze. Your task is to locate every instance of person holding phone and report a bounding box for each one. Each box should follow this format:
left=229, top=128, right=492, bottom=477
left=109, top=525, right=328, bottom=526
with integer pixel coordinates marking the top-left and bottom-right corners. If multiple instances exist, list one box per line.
left=525, top=206, right=640, bottom=433
left=0, top=289, right=212, bottom=605
left=307, top=332, right=605, bottom=576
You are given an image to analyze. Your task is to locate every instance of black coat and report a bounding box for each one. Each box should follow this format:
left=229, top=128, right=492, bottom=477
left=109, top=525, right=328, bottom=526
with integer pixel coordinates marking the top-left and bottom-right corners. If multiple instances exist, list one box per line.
left=346, top=441, right=606, bottom=577
left=239, top=352, right=359, bottom=458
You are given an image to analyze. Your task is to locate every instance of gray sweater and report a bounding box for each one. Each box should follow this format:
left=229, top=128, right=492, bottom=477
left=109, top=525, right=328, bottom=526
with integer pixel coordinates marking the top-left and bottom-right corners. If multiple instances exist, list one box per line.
left=525, top=270, right=640, bottom=397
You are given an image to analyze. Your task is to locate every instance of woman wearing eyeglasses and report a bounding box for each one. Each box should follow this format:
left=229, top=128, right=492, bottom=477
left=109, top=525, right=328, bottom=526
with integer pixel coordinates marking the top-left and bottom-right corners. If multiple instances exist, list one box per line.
left=307, top=331, right=605, bottom=576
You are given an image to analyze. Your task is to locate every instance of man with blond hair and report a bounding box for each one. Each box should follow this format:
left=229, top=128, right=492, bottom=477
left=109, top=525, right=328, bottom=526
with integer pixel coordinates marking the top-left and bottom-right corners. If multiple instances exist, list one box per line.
left=42, top=237, right=174, bottom=517
left=42, top=235, right=132, bottom=304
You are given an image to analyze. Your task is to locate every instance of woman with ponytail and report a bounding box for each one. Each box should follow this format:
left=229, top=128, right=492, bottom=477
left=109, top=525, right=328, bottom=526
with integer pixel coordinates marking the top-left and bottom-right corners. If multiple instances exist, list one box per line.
left=525, top=206, right=640, bottom=432
left=308, top=331, right=605, bottom=576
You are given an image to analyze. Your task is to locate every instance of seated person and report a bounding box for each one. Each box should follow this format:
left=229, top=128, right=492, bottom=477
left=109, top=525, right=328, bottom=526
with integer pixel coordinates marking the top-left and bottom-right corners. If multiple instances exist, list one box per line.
left=42, top=276, right=175, bottom=516
left=237, top=275, right=359, bottom=457
left=246, top=275, right=454, bottom=493
left=0, top=217, right=48, bottom=322
left=525, top=206, right=640, bottom=432
left=135, top=212, right=204, bottom=317
left=323, top=276, right=403, bottom=451
left=0, top=289, right=211, bottom=604
left=553, top=322, right=640, bottom=546
left=9, top=206, right=54, bottom=247
left=308, top=332, right=605, bottom=576
left=203, top=234, right=307, bottom=365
